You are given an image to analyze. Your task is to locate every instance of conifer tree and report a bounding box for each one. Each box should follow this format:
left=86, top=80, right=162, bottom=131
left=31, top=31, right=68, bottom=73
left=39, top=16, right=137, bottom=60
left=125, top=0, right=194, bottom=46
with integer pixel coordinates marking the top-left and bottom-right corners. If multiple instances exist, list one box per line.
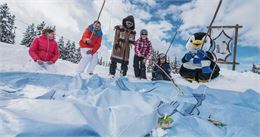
left=20, top=24, right=36, bottom=47
left=0, top=3, right=16, bottom=44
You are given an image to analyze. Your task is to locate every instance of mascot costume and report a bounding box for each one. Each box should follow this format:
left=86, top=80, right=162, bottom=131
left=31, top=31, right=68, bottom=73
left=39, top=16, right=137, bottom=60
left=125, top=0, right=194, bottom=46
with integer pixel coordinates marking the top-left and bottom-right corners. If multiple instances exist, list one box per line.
left=179, top=32, right=220, bottom=82
left=109, top=15, right=136, bottom=76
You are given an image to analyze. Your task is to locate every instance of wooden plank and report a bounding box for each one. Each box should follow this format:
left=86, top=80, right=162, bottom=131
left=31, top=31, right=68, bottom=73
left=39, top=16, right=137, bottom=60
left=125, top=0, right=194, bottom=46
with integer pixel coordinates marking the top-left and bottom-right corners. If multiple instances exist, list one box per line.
left=207, top=25, right=243, bottom=28
left=217, top=61, right=240, bottom=65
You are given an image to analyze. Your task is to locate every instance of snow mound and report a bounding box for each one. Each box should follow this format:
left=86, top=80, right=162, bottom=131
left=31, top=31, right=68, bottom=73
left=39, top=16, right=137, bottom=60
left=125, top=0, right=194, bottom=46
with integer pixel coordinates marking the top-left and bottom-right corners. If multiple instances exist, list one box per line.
left=1, top=42, right=260, bottom=137
left=0, top=72, right=260, bottom=137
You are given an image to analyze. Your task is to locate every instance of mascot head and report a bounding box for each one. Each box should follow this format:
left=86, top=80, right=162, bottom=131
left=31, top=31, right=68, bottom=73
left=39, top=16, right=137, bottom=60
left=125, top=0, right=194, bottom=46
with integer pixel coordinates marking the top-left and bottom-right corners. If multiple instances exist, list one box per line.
left=186, top=32, right=215, bottom=53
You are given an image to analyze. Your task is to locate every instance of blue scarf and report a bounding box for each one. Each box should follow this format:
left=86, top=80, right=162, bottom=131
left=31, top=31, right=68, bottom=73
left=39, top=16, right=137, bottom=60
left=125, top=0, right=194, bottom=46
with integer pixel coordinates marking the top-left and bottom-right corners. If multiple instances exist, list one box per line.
left=89, top=24, right=103, bottom=36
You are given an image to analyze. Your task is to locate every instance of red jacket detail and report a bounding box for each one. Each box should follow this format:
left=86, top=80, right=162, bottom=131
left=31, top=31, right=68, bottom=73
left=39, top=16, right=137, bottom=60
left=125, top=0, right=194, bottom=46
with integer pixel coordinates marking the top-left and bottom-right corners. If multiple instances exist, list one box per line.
left=29, top=35, right=60, bottom=63
left=79, top=27, right=102, bottom=54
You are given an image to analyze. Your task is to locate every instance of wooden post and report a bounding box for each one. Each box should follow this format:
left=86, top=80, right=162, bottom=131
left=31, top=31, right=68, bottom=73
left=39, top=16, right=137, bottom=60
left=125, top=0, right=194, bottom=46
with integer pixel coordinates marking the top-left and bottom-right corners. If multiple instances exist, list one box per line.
left=208, top=26, right=212, bottom=37
left=232, top=24, right=239, bottom=71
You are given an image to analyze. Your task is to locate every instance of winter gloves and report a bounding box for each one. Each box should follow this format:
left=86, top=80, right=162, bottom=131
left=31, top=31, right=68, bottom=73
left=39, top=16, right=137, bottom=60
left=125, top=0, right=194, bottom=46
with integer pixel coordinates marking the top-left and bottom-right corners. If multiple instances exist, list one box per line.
left=193, top=50, right=206, bottom=64
left=202, top=66, right=212, bottom=74
left=86, top=39, right=91, bottom=45
left=196, top=50, right=206, bottom=58
left=86, top=50, right=93, bottom=55
left=36, top=60, right=44, bottom=65
left=36, top=60, right=53, bottom=65
left=184, top=53, right=193, bottom=61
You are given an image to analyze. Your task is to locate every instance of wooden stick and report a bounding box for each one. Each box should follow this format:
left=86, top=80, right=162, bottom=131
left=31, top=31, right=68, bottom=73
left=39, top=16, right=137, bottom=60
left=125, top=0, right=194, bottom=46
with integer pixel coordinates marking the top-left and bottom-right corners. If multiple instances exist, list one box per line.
left=89, top=0, right=106, bottom=40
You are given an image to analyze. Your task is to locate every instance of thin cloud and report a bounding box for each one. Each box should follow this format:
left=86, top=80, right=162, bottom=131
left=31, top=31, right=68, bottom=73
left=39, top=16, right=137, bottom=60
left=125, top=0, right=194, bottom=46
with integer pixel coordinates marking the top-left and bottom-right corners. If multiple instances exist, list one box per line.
left=176, top=0, right=259, bottom=47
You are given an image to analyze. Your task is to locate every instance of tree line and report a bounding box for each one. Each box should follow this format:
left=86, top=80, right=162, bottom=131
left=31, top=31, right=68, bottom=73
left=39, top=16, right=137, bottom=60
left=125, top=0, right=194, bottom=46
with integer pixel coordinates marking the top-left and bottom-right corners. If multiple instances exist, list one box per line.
left=0, top=3, right=81, bottom=63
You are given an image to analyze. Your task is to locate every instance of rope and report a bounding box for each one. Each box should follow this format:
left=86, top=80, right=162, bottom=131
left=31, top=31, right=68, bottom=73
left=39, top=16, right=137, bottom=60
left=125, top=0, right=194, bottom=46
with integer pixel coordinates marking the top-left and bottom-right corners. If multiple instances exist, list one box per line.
left=165, top=19, right=182, bottom=55
left=198, top=0, right=223, bottom=94
left=197, top=0, right=223, bottom=121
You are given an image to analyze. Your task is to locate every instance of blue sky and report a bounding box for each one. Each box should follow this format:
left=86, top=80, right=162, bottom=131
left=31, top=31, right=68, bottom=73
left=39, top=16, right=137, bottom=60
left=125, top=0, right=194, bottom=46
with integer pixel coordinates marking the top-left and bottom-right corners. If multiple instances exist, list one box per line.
left=3, top=0, right=259, bottom=71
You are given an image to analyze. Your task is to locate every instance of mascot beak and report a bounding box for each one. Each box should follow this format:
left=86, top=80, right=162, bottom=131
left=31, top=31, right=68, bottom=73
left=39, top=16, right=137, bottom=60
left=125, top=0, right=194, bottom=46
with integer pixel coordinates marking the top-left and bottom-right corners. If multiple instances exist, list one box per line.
left=192, top=40, right=203, bottom=49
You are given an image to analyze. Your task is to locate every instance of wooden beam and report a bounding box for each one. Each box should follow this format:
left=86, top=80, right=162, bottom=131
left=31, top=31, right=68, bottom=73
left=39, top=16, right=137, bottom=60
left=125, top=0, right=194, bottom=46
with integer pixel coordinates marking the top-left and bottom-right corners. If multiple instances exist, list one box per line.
left=207, top=25, right=243, bottom=29
left=217, top=61, right=240, bottom=65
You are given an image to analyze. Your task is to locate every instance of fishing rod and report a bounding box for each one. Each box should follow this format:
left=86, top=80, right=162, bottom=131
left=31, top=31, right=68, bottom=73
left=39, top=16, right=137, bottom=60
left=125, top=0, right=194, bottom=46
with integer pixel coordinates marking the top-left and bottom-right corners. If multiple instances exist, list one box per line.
left=89, top=0, right=106, bottom=39
left=165, top=19, right=182, bottom=55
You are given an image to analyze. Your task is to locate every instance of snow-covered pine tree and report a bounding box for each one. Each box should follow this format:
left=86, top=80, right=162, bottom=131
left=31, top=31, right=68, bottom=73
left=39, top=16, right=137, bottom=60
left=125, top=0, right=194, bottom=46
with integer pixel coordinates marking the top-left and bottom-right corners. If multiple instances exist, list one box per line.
left=64, top=40, right=72, bottom=61
left=36, top=21, right=46, bottom=36
left=252, top=64, right=260, bottom=74
left=36, top=21, right=56, bottom=36
left=75, top=47, right=82, bottom=63
left=20, top=24, right=36, bottom=47
left=8, top=14, right=15, bottom=44
left=70, top=41, right=78, bottom=63
left=58, top=36, right=66, bottom=60
left=171, top=56, right=180, bottom=74
left=62, top=40, right=81, bottom=63
left=64, top=40, right=71, bottom=60
left=147, top=49, right=158, bottom=73
left=0, top=3, right=16, bottom=44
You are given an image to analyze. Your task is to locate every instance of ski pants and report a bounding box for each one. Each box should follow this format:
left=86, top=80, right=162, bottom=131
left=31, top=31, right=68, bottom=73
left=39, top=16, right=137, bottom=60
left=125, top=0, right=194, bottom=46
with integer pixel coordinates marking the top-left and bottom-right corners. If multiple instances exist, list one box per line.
left=76, top=48, right=98, bottom=74
left=133, top=55, right=147, bottom=79
left=109, top=58, right=128, bottom=76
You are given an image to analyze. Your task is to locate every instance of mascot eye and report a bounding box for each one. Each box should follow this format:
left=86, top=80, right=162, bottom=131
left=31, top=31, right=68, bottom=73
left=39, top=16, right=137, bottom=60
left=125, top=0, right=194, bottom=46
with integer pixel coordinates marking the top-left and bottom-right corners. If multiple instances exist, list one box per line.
left=190, top=40, right=193, bottom=43
left=204, top=40, right=207, bottom=43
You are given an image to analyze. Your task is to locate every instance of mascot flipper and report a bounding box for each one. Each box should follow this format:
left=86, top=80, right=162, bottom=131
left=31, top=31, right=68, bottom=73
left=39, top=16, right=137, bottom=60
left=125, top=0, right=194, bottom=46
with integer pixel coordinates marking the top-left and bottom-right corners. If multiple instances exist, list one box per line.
left=180, top=32, right=220, bottom=82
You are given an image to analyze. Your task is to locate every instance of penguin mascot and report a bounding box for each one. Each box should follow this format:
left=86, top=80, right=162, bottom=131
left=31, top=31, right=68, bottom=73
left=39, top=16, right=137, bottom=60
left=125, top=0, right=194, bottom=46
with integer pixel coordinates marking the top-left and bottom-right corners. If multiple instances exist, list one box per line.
left=179, top=32, right=220, bottom=82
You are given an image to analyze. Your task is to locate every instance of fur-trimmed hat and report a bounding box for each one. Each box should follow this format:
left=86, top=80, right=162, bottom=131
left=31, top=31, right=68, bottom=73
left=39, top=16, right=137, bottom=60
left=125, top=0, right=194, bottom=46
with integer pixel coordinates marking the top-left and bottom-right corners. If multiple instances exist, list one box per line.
left=122, top=15, right=135, bottom=30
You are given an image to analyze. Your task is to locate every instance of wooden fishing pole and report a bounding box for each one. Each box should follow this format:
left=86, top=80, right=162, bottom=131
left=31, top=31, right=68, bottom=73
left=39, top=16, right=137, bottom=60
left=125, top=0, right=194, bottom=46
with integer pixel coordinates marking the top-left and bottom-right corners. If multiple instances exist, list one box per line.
left=89, top=0, right=106, bottom=40
left=165, top=30, right=178, bottom=55
left=198, top=0, right=224, bottom=125
left=201, top=0, right=223, bottom=83
left=202, top=0, right=223, bottom=48
left=165, top=19, right=182, bottom=55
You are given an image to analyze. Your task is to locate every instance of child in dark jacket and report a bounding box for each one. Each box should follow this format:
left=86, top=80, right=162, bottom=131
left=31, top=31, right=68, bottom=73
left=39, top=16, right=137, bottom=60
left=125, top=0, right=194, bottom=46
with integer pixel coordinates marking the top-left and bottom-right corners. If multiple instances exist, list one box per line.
left=152, top=53, right=171, bottom=81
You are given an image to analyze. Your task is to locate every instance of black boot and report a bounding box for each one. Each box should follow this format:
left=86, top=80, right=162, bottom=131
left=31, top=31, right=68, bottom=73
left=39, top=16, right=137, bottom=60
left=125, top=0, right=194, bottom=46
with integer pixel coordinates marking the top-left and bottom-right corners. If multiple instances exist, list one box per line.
left=140, top=62, right=147, bottom=79
left=121, top=61, right=129, bottom=76
left=133, top=55, right=141, bottom=77
left=109, top=59, right=117, bottom=75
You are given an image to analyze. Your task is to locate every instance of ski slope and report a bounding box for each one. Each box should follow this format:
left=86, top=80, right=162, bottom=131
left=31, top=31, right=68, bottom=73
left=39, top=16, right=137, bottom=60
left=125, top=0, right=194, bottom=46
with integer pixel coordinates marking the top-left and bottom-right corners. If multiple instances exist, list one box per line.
left=0, top=43, right=260, bottom=137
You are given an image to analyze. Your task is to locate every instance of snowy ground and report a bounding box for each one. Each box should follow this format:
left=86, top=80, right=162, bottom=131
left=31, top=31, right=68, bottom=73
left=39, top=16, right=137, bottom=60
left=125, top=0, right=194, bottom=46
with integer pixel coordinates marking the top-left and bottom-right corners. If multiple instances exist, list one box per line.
left=0, top=43, right=260, bottom=137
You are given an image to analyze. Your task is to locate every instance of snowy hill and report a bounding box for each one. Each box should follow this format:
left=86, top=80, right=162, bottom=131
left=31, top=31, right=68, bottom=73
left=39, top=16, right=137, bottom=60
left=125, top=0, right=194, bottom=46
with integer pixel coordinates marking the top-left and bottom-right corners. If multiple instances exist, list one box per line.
left=0, top=42, right=260, bottom=137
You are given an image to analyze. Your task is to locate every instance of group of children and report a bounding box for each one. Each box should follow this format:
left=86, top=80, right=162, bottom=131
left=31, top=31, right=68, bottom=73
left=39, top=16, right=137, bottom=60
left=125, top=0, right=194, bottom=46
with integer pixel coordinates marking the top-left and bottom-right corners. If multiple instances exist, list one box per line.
left=28, top=15, right=171, bottom=81
left=28, top=14, right=221, bottom=83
